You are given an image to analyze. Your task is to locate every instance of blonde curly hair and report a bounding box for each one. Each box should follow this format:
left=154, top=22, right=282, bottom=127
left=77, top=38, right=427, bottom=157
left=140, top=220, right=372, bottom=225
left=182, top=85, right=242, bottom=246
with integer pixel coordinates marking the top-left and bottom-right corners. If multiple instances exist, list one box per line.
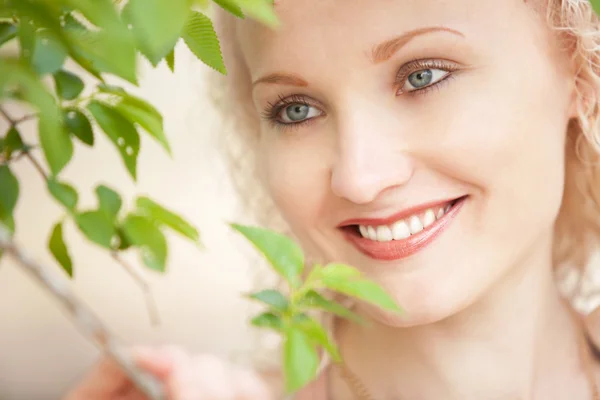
left=207, top=0, right=600, bottom=360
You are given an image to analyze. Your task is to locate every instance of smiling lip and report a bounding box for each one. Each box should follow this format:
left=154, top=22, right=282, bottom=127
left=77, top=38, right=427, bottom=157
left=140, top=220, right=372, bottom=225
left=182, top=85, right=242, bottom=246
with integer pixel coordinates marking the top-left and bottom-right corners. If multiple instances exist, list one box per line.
left=340, top=196, right=467, bottom=261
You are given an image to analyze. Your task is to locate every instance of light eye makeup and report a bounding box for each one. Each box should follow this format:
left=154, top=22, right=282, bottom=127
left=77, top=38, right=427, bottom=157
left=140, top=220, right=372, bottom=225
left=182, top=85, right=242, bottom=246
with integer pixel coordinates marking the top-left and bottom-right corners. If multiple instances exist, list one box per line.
left=260, top=58, right=461, bottom=132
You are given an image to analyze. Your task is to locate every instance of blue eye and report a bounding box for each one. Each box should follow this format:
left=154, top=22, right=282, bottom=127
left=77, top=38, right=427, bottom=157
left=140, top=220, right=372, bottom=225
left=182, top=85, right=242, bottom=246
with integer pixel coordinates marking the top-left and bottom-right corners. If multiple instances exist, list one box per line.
left=279, top=103, right=322, bottom=124
left=403, top=68, right=450, bottom=92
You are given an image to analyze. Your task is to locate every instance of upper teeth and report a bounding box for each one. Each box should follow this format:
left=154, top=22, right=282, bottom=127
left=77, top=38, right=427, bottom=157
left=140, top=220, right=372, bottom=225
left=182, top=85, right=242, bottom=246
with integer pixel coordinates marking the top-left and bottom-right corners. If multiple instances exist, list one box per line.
left=358, top=205, right=449, bottom=242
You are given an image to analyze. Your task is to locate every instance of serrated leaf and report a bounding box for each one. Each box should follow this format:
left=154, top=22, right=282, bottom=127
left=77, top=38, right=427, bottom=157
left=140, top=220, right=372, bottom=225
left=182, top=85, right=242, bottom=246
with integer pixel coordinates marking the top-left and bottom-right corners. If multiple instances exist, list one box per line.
left=123, top=0, right=189, bottom=65
left=183, top=11, right=226, bottom=74
left=298, top=290, right=365, bottom=325
left=75, top=210, right=115, bottom=249
left=249, top=289, right=289, bottom=312
left=53, top=70, right=84, bottom=100
left=292, top=314, right=340, bottom=362
left=32, top=31, right=67, bottom=75
left=135, top=197, right=199, bottom=243
left=284, top=327, right=319, bottom=393
left=63, top=108, right=94, bottom=146
left=95, top=185, right=121, bottom=219
left=213, top=0, right=244, bottom=18
left=165, top=49, right=175, bottom=72
left=0, top=62, right=69, bottom=175
left=121, top=215, right=168, bottom=272
left=87, top=101, right=140, bottom=180
left=251, top=312, right=283, bottom=331
left=0, top=165, right=18, bottom=220
left=4, top=126, right=24, bottom=159
left=0, top=22, right=17, bottom=46
left=230, top=224, right=304, bottom=288
left=49, top=222, right=73, bottom=277
left=47, top=179, right=78, bottom=211
left=320, top=277, right=402, bottom=314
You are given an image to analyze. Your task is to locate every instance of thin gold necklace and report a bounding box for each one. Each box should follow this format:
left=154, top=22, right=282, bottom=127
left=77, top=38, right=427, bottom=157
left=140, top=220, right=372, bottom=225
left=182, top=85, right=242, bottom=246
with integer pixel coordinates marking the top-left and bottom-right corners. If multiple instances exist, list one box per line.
left=336, top=322, right=599, bottom=400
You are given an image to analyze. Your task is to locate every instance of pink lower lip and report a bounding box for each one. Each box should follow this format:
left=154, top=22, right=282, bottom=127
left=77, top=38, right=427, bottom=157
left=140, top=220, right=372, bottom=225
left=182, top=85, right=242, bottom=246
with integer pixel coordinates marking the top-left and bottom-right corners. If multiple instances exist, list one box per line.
left=342, top=197, right=467, bottom=261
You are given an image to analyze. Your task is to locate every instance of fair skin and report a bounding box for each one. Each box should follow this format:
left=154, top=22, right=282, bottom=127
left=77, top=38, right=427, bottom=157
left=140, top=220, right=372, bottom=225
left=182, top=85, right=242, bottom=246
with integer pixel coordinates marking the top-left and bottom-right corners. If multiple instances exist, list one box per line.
left=65, top=0, right=600, bottom=399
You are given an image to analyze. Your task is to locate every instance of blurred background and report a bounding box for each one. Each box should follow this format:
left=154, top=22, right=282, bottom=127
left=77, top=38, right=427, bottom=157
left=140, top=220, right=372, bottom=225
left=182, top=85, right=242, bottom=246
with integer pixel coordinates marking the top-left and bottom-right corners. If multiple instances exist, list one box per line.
left=0, top=43, right=275, bottom=399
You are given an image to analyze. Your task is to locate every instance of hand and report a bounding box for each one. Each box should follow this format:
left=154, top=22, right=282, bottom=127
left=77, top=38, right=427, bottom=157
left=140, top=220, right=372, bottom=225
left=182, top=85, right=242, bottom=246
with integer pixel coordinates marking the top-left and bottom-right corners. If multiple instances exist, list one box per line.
left=63, top=345, right=275, bottom=400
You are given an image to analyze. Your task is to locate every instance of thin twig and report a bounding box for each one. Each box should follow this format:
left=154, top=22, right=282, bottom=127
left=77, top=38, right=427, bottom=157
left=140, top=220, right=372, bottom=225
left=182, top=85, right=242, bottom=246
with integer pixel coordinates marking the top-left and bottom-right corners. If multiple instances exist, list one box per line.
left=0, top=107, right=15, bottom=125
left=15, top=114, right=37, bottom=124
left=24, top=151, right=48, bottom=180
left=110, top=252, right=161, bottom=326
left=0, top=224, right=166, bottom=400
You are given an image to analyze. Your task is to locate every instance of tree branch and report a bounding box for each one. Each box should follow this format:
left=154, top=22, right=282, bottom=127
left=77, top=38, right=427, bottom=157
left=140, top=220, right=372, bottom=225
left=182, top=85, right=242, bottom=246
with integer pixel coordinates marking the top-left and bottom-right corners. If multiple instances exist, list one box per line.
left=110, top=252, right=161, bottom=326
left=0, top=107, right=15, bottom=125
left=0, top=224, right=166, bottom=400
left=24, top=151, right=48, bottom=180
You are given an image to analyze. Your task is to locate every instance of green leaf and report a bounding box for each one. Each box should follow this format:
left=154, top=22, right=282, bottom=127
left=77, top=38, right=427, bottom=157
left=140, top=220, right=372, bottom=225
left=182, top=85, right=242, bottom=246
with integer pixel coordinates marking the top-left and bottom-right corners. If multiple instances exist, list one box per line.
left=135, top=197, right=200, bottom=243
left=298, top=290, right=365, bottom=325
left=0, top=62, right=69, bottom=175
left=123, top=0, right=189, bottom=65
left=283, top=327, right=319, bottom=393
left=47, top=179, right=78, bottom=211
left=249, top=289, right=289, bottom=312
left=63, top=13, right=137, bottom=84
left=213, top=0, right=244, bottom=18
left=17, top=16, right=36, bottom=62
left=234, top=0, right=278, bottom=28
left=95, top=185, right=121, bottom=219
left=320, top=277, right=402, bottom=314
left=75, top=210, right=115, bottom=249
left=314, top=263, right=362, bottom=281
left=0, top=22, right=17, bottom=46
left=292, top=314, right=340, bottom=362
left=49, top=222, right=73, bottom=277
left=230, top=224, right=304, bottom=288
left=39, top=115, right=72, bottom=177
left=63, top=108, right=94, bottom=146
left=250, top=312, right=283, bottom=331
left=87, top=101, right=140, bottom=180
left=32, top=31, right=67, bottom=75
left=98, top=84, right=171, bottom=154
left=53, top=70, right=84, bottom=100
left=4, top=126, right=24, bottom=159
left=165, top=49, right=175, bottom=72
left=121, top=215, right=168, bottom=272
left=0, top=165, right=18, bottom=220
left=182, top=11, right=226, bottom=74
left=116, top=227, right=131, bottom=250
left=591, top=0, right=600, bottom=16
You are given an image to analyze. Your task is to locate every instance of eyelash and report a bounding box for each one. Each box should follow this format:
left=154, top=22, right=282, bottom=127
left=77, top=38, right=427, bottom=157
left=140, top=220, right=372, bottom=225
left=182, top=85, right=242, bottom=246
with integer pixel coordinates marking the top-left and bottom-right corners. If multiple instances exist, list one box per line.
left=261, top=59, right=459, bottom=131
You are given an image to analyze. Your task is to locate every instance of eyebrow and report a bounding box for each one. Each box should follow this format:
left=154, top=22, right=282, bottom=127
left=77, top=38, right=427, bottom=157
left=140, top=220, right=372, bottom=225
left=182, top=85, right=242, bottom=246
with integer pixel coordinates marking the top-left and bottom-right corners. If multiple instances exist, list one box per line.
left=252, top=26, right=464, bottom=88
left=252, top=73, right=309, bottom=88
left=371, top=26, right=464, bottom=64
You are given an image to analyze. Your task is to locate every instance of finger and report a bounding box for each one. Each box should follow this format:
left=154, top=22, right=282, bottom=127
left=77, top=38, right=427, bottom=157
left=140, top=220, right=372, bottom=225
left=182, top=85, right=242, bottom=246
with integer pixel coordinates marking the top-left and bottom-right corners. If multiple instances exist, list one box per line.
left=231, top=368, right=274, bottom=400
left=134, top=345, right=189, bottom=380
left=65, top=357, right=132, bottom=399
left=168, top=355, right=235, bottom=400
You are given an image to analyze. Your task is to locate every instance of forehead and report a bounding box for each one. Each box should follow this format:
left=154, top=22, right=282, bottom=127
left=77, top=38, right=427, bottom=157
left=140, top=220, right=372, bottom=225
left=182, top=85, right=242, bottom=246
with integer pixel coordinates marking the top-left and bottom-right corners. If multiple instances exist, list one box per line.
left=236, top=0, right=535, bottom=77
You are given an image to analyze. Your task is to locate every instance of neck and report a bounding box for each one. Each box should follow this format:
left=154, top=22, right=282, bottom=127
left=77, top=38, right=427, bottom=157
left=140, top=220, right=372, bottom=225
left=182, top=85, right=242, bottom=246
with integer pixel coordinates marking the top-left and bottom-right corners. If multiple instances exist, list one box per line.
left=337, top=239, right=590, bottom=399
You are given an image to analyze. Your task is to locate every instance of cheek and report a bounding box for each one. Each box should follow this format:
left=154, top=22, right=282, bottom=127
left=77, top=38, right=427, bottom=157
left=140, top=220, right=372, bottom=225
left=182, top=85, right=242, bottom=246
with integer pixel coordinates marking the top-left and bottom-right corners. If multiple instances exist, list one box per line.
left=424, top=62, right=569, bottom=236
left=258, top=132, right=332, bottom=232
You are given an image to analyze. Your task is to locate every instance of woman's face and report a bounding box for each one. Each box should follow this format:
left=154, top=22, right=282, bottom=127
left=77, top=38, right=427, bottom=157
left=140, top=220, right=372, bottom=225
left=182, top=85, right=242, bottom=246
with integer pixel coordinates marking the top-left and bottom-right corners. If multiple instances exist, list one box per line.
left=236, top=0, right=577, bottom=325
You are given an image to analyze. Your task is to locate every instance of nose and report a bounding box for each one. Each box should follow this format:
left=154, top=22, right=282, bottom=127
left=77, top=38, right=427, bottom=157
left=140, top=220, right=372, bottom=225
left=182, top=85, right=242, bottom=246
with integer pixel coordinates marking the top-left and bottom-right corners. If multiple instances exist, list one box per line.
left=330, top=100, right=415, bottom=205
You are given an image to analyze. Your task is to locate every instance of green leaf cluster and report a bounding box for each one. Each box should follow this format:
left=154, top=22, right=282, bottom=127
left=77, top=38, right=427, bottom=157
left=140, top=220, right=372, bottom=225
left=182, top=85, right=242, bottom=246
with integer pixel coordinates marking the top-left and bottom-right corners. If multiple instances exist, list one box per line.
left=231, top=224, right=403, bottom=394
